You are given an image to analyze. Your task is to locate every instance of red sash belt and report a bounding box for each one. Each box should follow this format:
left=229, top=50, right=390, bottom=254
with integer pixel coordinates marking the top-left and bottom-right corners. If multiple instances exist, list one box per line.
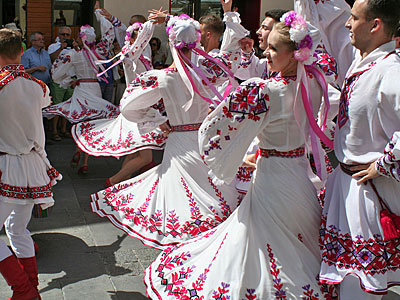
left=171, top=123, right=202, bottom=132
left=259, top=147, right=305, bottom=158
left=76, top=79, right=98, bottom=85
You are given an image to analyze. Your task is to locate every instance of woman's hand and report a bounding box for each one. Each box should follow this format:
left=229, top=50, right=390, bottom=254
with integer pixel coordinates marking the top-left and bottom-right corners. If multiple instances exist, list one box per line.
left=159, top=121, right=172, bottom=137
left=221, top=0, right=233, bottom=13
left=241, top=153, right=257, bottom=170
left=148, top=8, right=168, bottom=24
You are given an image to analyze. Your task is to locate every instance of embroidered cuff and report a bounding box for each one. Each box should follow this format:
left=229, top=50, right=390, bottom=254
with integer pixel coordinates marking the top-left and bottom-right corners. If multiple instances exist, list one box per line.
left=111, top=16, right=121, bottom=27
left=376, top=156, right=394, bottom=178
left=240, top=49, right=254, bottom=67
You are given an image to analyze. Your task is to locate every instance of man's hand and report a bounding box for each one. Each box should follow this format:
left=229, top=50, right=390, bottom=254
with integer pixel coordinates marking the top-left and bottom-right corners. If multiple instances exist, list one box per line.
left=239, top=37, right=254, bottom=53
left=99, top=8, right=112, bottom=21
left=221, top=0, right=233, bottom=13
left=36, top=65, right=47, bottom=72
left=241, top=153, right=257, bottom=170
left=72, top=40, right=79, bottom=51
left=352, top=160, right=380, bottom=184
left=148, top=8, right=168, bottom=24
left=159, top=121, right=171, bottom=137
left=70, top=80, right=78, bottom=89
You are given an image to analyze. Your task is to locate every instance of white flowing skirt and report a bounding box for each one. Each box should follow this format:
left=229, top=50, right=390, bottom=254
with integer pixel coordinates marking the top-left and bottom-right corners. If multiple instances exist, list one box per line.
left=320, top=167, right=400, bottom=294
left=71, top=114, right=167, bottom=157
left=144, top=155, right=338, bottom=299
left=91, top=130, right=241, bottom=249
left=42, top=82, right=119, bottom=123
left=0, top=151, right=62, bottom=207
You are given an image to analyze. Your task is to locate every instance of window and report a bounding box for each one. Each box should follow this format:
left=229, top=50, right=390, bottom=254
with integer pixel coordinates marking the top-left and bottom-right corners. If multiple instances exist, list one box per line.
left=170, top=0, right=222, bottom=19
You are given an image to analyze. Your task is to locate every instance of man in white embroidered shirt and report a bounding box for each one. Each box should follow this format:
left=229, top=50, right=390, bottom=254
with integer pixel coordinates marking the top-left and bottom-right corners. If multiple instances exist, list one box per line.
left=318, top=1, right=400, bottom=299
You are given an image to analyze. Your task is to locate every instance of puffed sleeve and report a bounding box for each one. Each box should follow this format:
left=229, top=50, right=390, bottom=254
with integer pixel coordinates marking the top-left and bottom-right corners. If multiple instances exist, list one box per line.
left=199, top=78, right=271, bottom=184
left=235, top=50, right=268, bottom=81
left=51, top=52, right=75, bottom=88
left=94, top=9, right=115, bottom=58
left=120, top=70, right=167, bottom=132
left=110, top=15, right=128, bottom=48
left=310, top=44, right=338, bottom=84
left=375, top=66, right=400, bottom=182
left=196, top=11, right=249, bottom=87
left=122, top=21, right=155, bottom=67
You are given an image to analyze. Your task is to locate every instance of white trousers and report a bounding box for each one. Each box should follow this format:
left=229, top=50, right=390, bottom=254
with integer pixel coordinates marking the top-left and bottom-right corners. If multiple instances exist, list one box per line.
left=340, top=274, right=383, bottom=300
left=0, top=201, right=34, bottom=261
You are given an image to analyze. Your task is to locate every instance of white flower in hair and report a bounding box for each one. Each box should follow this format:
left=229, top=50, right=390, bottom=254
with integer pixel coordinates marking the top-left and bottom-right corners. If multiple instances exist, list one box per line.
left=289, top=25, right=308, bottom=44
left=166, top=14, right=201, bottom=49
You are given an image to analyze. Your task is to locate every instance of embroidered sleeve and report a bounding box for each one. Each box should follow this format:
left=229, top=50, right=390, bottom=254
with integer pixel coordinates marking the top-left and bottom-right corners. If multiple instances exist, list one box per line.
left=294, top=0, right=355, bottom=85
left=240, top=50, right=254, bottom=68
left=94, top=9, right=115, bottom=58
left=195, top=11, right=250, bottom=86
left=122, top=21, right=155, bottom=65
left=235, top=50, right=268, bottom=81
left=199, top=78, right=270, bottom=184
left=120, top=70, right=167, bottom=131
left=376, top=132, right=400, bottom=181
left=311, top=44, right=338, bottom=83
left=110, top=16, right=127, bottom=48
left=51, top=52, right=74, bottom=87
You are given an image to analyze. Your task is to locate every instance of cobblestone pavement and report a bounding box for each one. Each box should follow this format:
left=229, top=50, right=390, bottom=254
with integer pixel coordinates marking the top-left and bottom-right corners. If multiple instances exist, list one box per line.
left=0, top=137, right=399, bottom=299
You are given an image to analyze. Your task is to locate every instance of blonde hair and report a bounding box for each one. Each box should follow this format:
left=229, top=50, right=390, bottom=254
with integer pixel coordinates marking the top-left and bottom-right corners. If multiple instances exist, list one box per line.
left=273, top=22, right=297, bottom=51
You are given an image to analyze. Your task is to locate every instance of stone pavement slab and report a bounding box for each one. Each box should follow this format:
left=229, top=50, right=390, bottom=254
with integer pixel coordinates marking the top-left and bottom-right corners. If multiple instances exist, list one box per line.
left=0, top=137, right=399, bottom=299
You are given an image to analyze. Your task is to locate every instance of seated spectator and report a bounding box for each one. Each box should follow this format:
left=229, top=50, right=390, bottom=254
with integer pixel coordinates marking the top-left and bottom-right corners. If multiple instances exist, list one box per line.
left=21, top=32, right=52, bottom=85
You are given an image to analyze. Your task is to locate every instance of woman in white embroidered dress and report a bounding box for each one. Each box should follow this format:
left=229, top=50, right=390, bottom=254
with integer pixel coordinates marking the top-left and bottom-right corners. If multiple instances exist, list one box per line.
left=71, top=18, right=168, bottom=186
left=42, top=4, right=119, bottom=173
left=90, top=11, right=248, bottom=249
left=144, top=12, right=339, bottom=299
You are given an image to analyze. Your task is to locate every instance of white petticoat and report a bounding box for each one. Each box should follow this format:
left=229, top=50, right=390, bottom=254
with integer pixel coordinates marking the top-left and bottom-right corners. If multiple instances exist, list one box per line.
left=144, top=155, right=338, bottom=299
left=0, top=151, right=62, bottom=207
left=90, top=130, right=241, bottom=249
left=319, top=167, right=400, bottom=294
left=71, top=114, right=167, bottom=157
left=42, top=83, right=119, bottom=123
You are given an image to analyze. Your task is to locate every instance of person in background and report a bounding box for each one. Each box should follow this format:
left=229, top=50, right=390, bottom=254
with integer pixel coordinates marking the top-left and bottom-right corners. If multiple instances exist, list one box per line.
left=236, top=9, right=288, bottom=80
left=150, top=37, right=166, bottom=69
left=198, top=15, right=225, bottom=53
left=47, top=26, right=77, bottom=141
left=21, top=31, right=52, bottom=85
left=4, top=23, right=26, bottom=50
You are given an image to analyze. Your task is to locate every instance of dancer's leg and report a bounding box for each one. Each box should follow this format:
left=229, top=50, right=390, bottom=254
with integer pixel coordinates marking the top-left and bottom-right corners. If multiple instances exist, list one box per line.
left=109, top=150, right=153, bottom=184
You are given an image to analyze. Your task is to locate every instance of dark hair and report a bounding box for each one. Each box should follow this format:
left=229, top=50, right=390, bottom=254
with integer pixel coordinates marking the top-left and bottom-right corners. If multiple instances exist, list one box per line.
left=199, top=15, right=224, bottom=36
left=365, top=0, right=400, bottom=36
left=265, top=9, right=289, bottom=22
left=0, top=29, right=22, bottom=59
left=150, top=37, right=161, bottom=50
left=395, top=22, right=400, bottom=37
left=130, top=14, right=146, bottom=24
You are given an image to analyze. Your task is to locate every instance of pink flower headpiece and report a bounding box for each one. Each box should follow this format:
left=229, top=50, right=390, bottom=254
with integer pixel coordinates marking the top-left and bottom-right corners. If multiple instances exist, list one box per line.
left=166, top=14, right=201, bottom=50
left=125, top=22, right=143, bottom=42
left=80, top=24, right=96, bottom=46
left=281, top=11, right=313, bottom=62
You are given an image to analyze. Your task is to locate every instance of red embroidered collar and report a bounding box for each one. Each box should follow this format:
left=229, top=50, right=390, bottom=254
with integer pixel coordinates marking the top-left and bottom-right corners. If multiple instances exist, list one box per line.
left=1, top=64, right=25, bottom=72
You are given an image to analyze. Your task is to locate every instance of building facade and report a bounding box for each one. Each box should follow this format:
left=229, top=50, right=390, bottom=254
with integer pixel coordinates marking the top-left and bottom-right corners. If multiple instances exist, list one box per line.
left=2, top=0, right=294, bottom=48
